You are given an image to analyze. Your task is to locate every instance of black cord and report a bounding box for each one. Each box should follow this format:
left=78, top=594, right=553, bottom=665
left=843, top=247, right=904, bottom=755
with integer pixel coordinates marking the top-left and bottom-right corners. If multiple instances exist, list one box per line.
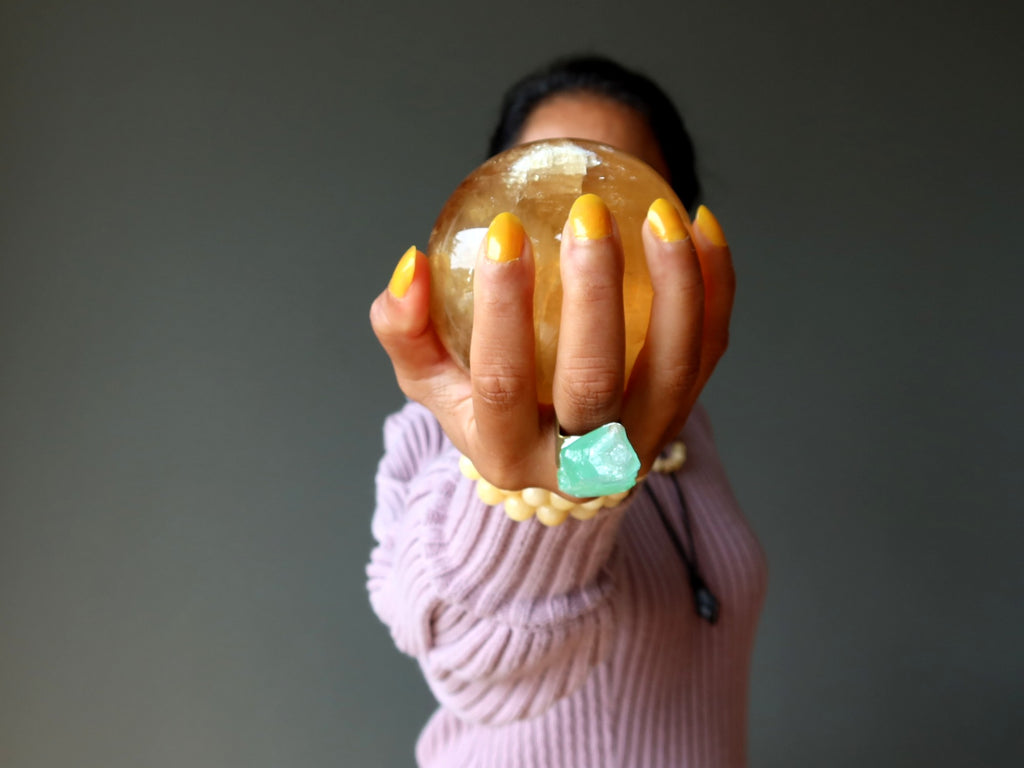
left=643, top=474, right=720, bottom=625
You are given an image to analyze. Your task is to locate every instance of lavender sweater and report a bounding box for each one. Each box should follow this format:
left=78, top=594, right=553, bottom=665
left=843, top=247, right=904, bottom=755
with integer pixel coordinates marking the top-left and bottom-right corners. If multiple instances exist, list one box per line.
left=368, top=401, right=767, bottom=767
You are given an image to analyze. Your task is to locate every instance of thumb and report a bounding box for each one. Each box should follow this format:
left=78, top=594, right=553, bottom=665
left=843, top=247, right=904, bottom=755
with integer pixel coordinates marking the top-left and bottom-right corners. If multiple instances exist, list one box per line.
left=369, top=246, right=464, bottom=399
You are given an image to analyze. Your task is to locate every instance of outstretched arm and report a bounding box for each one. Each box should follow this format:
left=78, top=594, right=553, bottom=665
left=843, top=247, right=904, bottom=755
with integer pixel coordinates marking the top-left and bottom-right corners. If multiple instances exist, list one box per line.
left=367, top=198, right=733, bottom=724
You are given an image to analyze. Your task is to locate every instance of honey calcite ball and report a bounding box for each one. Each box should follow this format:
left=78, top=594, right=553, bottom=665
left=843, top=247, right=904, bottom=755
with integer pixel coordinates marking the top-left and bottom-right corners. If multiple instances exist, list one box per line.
left=427, top=139, right=687, bottom=404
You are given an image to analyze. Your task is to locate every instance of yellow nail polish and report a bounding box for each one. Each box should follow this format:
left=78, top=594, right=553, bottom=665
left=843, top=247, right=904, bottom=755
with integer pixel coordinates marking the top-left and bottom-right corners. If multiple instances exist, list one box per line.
left=694, top=205, right=728, bottom=247
left=388, top=245, right=418, bottom=298
left=569, top=193, right=613, bottom=240
left=647, top=198, right=689, bottom=242
left=486, top=212, right=525, bottom=262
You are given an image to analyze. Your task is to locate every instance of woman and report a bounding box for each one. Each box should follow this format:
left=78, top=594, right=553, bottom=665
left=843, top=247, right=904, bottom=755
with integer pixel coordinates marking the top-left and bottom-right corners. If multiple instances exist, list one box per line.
left=368, top=55, right=767, bottom=768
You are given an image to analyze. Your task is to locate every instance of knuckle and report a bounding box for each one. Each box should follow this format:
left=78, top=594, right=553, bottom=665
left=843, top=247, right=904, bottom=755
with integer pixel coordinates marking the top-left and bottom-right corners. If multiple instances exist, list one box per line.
left=369, top=300, right=390, bottom=338
left=662, top=360, right=701, bottom=401
left=564, top=278, right=620, bottom=307
left=681, top=278, right=706, bottom=307
left=474, top=370, right=529, bottom=412
left=475, top=289, right=509, bottom=312
left=561, top=363, right=621, bottom=416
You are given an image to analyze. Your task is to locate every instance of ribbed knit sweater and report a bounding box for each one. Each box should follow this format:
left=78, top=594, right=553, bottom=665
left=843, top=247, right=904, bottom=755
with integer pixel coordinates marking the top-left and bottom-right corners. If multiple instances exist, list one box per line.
left=368, top=401, right=767, bottom=768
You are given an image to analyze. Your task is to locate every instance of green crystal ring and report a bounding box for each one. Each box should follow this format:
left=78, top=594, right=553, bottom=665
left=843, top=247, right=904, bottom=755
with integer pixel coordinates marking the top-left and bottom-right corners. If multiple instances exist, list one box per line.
left=556, top=421, right=642, bottom=498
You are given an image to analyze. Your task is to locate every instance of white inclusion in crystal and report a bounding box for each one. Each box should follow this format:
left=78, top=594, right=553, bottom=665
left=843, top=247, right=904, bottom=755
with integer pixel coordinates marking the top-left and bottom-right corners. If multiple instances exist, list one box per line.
left=450, top=227, right=487, bottom=271
left=506, top=142, right=597, bottom=186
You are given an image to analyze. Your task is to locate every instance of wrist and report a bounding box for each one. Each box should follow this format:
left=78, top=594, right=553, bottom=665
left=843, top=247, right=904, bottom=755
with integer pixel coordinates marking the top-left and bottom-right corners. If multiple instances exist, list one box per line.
left=458, top=454, right=630, bottom=526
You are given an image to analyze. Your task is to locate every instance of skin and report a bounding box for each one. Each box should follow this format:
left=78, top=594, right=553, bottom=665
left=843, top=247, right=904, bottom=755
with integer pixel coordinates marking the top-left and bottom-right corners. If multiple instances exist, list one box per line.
left=370, top=93, right=735, bottom=495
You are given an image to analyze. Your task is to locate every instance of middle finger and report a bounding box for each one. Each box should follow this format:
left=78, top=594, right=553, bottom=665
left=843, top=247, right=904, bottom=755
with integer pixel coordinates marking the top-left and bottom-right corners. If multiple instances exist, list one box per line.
left=553, top=194, right=625, bottom=435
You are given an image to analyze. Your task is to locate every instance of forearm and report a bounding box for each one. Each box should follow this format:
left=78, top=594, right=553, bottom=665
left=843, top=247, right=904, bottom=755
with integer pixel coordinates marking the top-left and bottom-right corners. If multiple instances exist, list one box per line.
left=367, top=402, right=627, bottom=724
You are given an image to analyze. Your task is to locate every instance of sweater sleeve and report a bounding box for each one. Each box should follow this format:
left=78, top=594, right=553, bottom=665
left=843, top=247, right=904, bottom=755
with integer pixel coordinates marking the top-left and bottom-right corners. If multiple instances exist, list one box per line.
left=366, top=401, right=628, bottom=725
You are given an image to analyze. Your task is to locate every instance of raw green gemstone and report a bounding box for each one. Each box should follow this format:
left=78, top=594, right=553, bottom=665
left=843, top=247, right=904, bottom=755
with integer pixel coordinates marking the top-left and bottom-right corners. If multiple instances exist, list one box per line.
left=557, top=422, right=641, bottom=497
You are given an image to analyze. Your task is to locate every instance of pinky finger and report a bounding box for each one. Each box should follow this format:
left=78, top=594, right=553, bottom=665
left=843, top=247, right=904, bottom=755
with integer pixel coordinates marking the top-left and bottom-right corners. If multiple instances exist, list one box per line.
left=691, top=205, right=736, bottom=392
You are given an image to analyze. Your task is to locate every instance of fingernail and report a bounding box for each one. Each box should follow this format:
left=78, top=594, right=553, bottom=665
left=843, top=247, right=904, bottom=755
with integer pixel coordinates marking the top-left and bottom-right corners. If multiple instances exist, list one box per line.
left=647, top=198, right=689, bottom=242
left=388, top=245, right=418, bottom=298
left=569, top=193, right=613, bottom=240
left=486, top=212, right=525, bottom=262
left=694, top=205, right=728, bottom=247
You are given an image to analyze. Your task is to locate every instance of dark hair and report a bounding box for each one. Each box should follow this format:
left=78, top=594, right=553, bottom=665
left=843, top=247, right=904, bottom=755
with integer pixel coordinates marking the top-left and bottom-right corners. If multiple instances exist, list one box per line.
left=488, top=55, right=701, bottom=210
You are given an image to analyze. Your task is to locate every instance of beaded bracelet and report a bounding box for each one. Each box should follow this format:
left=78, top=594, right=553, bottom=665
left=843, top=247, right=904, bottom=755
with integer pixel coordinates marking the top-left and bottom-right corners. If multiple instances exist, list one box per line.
left=458, top=440, right=686, bottom=527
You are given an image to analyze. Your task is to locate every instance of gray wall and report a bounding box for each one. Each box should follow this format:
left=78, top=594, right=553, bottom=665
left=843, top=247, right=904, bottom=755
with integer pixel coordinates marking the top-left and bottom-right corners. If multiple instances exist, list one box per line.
left=2, top=1, right=1021, bottom=766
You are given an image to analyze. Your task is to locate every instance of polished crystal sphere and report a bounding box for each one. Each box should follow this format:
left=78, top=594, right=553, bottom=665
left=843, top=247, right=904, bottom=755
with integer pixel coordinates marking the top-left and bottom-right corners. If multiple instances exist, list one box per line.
left=428, top=139, right=685, bottom=404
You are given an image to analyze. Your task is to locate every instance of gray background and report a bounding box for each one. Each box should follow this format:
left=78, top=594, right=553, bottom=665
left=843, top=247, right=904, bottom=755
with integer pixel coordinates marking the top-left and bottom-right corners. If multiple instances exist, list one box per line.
left=2, top=0, right=1021, bottom=766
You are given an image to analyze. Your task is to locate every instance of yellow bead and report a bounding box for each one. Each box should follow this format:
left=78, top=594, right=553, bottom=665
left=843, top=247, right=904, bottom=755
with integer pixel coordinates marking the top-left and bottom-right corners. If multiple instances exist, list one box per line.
left=570, top=505, right=600, bottom=521
left=547, top=493, right=576, bottom=511
left=476, top=480, right=506, bottom=506
left=536, top=505, right=571, bottom=527
left=503, top=495, right=535, bottom=522
left=521, top=487, right=550, bottom=507
left=459, top=454, right=480, bottom=480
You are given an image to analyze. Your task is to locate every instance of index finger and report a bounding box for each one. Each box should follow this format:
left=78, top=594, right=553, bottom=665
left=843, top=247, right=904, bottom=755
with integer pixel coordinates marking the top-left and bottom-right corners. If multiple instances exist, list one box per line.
left=469, top=213, right=543, bottom=485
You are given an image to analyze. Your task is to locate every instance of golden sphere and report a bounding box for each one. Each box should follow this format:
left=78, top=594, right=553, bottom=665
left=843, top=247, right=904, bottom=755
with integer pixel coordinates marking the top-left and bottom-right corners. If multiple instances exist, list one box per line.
left=428, top=139, right=685, bottom=404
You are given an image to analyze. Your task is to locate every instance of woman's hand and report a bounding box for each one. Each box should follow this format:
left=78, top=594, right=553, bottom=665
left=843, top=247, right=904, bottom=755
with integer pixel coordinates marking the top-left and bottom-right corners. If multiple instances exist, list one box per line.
left=369, top=195, right=734, bottom=495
